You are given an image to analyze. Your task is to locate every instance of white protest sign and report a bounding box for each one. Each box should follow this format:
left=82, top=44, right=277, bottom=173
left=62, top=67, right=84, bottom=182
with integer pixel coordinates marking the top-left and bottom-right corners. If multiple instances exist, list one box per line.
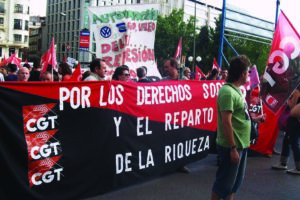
left=88, top=4, right=161, bottom=78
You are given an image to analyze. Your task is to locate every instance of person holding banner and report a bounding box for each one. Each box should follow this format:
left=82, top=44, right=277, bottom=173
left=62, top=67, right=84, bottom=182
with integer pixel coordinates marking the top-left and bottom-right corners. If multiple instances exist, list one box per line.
left=136, top=67, right=151, bottom=83
left=4, top=63, right=18, bottom=81
left=211, top=55, right=252, bottom=200
left=40, top=71, right=53, bottom=82
left=220, top=69, right=228, bottom=80
left=112, top=65, right=131, bottom=82
left=183, top=67, right=191, bottom=80
left=58, top=62, right=72, bottom=81
left=206, top=68, right=219, bottom=80
left=161, top=57, right=190, bottom=173
left=84, top=58, right=107, bottom=81
left=162, top=58, right=180, bottom=80
left=17, top=67, right=30, bottom=82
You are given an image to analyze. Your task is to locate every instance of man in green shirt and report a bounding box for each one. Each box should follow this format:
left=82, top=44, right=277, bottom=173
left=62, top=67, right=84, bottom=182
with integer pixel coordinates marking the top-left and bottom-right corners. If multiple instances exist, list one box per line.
left=211, top=55, right=251, bottom=200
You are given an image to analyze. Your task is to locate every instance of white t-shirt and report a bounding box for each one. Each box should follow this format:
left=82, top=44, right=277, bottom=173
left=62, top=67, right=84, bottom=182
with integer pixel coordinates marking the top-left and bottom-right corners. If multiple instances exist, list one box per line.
left=0, top=73, right=4, bottom=82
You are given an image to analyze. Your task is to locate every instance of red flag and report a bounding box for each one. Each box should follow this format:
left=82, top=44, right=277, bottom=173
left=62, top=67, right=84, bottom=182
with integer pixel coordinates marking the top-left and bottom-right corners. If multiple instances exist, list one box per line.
left=40, top=38, right=58, bottom=77
left=174, top=37, right=182, bottom=64
left=6, top=53, right=22, bottom=68
left=0, top=54, right=6, bottom=67
left=69, top=63, right=82, bottom=81
left=212, top=58, right=220, bottom=71
left=261, top=11, right=300, bottom=113
left=195, top=65, right=205, bottom=80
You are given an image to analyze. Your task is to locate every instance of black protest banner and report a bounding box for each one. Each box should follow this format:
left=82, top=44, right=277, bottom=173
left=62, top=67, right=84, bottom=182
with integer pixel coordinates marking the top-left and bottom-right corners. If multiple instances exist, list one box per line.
left=0, top=80, right=220, bottom=199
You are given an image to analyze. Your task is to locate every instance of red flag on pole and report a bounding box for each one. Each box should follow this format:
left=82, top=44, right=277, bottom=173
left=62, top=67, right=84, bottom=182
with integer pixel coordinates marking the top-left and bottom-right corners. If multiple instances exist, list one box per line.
left=0, top=54, right=7, bottom=67
left=6, top=53, right=22, bottom=68
left=40, top=38, right=58, bottom=77
left=174, top=37, right=182, bottom=64
left=195, top=65, right=205, bottom=80
left=69, top=63, right=82, bottom=81
left=261, top=11, right=300, bottom=114
left=212, top=58, right=220, bottom=71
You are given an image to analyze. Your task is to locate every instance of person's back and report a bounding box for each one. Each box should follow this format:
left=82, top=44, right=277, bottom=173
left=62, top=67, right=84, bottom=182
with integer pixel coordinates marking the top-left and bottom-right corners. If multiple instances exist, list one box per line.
left=137, top=67, right=151, bottom=83
left=28, top=59, right=42, bottom=81
left=5, top=63, right=18, bottom=81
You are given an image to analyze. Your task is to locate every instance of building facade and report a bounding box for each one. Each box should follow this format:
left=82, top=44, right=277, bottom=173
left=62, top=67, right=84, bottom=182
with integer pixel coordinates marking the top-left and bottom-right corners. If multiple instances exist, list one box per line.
left=0, top=0, right=30, bottom=60
left=27, top=16, right=46, bottom=62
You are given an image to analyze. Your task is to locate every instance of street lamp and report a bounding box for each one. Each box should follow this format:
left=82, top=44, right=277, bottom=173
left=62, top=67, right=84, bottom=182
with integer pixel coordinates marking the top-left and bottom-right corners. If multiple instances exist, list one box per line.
left=188, top=56, right=201, bottom=63
left=188, top=56, right=201, bottom=79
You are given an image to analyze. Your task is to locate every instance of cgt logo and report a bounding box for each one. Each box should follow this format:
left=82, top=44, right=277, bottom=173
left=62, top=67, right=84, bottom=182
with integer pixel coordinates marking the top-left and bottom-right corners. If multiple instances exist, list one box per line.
left=100, top=26, right=112, bottom=38
left=266, top=94, right=278, bottom=108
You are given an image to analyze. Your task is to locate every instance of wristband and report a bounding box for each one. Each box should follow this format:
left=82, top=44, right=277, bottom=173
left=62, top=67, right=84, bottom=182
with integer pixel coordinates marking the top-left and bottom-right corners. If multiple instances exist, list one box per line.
left=231, top=145, right=237, bottom=151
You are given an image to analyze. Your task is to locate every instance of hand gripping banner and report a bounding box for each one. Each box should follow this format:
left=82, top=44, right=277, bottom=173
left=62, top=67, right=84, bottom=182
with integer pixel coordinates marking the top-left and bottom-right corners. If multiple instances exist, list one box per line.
left=0, top=80, right=220, bottom=199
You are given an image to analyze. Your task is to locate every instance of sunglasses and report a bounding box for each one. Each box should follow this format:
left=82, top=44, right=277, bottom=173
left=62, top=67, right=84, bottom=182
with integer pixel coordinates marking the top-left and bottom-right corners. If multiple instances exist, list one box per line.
left=122, top=73, right=130, bottom=77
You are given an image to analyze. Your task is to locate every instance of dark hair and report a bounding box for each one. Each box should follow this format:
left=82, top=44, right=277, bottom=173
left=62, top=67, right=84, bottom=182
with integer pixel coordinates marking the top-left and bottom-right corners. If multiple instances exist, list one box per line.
left=136, top=67, right=146, bottom=78
left=206, top=68, right=219, bottom=80
left=164, top=57, right=178, bottom=69
left=7, top=63, right=18, bottom=72
left=59, top=62, right=72, bottom=76
left=89, top=58, right=104, bottom=73
left=33, top=59, right=41, bottom=69
left=141, top=66, right=147, bottom=74
left=226, top=55, right=251, bottom=83
left=23, top=63, right=31, bottom=69
left=112, top=65, right=129, bottom=80
left=81, top=71, right=91, bottom=81
left=46, top=64, right=60, bottom=81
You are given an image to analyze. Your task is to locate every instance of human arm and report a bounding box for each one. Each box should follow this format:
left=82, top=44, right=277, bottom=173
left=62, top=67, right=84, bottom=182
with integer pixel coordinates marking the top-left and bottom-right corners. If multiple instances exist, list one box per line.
left=250, top=113, right=266, bottom=123
left=221, top=111, right=240, bottom=164
left=291, top=103, right=300, bottom=118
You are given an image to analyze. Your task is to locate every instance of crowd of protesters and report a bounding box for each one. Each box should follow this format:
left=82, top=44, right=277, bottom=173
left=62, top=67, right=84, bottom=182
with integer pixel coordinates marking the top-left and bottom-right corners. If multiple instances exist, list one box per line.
left=1, top=55, right=300, bottom=200
left=0, top=56, right=230, bottom=83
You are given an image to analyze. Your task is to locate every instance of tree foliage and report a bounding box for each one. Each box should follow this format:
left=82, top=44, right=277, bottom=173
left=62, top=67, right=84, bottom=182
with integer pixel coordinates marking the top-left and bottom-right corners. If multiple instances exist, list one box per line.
left=155, top=10, right=272, bottom=76
left=155, top=9, right=194, bottom=73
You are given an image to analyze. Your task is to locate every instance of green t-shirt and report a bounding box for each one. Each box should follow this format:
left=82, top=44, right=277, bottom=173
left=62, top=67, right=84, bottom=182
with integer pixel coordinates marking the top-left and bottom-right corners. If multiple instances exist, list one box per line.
left=216, top=83, right=251, bottom=149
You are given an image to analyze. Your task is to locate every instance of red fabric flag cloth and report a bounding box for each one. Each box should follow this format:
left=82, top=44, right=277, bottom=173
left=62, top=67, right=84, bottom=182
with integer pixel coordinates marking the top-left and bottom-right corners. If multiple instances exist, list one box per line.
left=212, top=58, right=220, bottom=71
left=250, top=104, right=284, bottom=155
left=174, top=37, right=182, bottom=64
left=195, top=65, right=205, bottom=80
left=40, top=37, right=58, bottom=78
left=6, top=53, right=22, bottom=68
left=0, top=54, right=6, bottom=67
left=69, top=63, right=82, bottom=81
left=261, top=11, right=300, bottom=114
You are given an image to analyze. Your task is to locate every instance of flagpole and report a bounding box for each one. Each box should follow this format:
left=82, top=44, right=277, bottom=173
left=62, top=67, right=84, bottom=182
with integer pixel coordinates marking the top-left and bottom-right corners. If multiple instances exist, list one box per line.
left=275, top=0, right=280, bottom=28
left=218, top=0, right=226, bottom=69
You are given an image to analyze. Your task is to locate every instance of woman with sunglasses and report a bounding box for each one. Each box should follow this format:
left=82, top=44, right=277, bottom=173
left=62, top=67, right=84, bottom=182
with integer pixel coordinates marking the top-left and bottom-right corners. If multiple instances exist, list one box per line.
left=112, top=65, right=131, bottom=82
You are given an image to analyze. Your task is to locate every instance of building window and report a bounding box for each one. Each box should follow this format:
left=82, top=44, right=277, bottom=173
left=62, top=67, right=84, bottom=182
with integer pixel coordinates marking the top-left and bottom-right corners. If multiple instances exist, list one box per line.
left=24, top=36, right=28, bottom=43
left=14, top=4, right=24, bottom=13
left=0, top=2, right=4, bottom=14
left=0, top=18, right=3, bottom=25
left=14, top=34, right=22, bottom=42
left=14, top=19, right=22, bottom=30
left=25, top=20, right=29, bottom=30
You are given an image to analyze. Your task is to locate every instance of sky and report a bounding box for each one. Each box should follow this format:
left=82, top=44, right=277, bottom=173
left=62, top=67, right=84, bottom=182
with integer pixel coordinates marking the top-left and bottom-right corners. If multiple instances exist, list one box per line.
left=226, top=0, right=300, bottom=33
left=29, top=0, right=300, bottom=33
left=29, top=0, right=47, bottom=16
